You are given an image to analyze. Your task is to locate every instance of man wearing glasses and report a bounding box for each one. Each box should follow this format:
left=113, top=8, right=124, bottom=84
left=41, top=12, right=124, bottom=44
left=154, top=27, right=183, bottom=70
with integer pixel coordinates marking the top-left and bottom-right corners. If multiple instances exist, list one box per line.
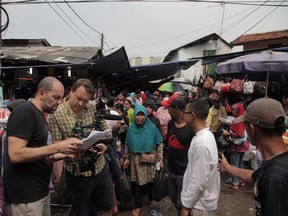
left=181, top=98, right=220, bottom=216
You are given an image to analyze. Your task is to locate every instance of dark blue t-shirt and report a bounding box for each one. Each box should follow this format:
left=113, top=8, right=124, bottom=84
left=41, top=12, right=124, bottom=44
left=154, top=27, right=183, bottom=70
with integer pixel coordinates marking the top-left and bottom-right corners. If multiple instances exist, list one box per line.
left=252, top=151, right=288, bottom=216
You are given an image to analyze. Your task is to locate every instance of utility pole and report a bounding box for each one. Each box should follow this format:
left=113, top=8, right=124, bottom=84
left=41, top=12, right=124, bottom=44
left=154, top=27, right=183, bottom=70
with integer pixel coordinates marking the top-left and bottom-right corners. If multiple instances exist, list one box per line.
left=100, top=33, right=104, bottom=53
left=217, top=3, right=225, bottom=55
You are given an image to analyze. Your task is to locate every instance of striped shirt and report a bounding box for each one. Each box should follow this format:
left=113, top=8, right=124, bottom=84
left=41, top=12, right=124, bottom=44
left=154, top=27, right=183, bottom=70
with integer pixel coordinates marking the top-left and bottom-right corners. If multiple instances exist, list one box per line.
left=47, top=101, right=111, bottom=177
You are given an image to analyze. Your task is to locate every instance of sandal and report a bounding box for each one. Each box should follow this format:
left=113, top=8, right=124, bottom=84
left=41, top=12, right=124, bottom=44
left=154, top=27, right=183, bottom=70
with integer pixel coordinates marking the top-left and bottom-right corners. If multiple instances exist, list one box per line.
left=228, top=184, right=239, bottom=192
left=132, top=208, right=141, bottom=216
left=239, top=182, right=245, bottom=187
left=148, top=201, right=156, bottom=209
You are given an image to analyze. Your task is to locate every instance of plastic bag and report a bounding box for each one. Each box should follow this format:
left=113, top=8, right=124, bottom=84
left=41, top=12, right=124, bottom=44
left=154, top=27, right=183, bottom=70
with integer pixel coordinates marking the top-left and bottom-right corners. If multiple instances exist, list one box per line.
left=153, top=168, right=169, bottom=201
left=231, top=130, right=247, bottom=145
left=115, top=168, right=134, bottom=204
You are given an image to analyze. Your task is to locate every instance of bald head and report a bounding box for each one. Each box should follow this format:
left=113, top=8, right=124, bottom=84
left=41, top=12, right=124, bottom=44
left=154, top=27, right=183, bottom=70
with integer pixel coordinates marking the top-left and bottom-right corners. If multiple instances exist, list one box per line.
left=37, top=77, right=63, bottom=93
left=34, top=77, right=64, bottom=113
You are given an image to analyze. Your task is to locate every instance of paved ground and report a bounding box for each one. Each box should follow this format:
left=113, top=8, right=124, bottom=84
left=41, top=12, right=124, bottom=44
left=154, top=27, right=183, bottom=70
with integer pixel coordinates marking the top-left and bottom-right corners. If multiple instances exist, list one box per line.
left=51, top=172, right=255, bottom=216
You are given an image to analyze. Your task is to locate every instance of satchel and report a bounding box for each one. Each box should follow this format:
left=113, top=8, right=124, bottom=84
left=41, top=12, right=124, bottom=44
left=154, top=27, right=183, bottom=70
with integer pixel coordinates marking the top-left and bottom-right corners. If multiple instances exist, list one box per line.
left=140, top=153, right=156, bottom=164
left=230, top=79, right=243, bottom=93
left=243, top=81, right=255, bottom=95
left=221, top=83, right=231, bottom=92
left=213, top=80, right=222, bottom=92
left=203, top=77, right=214, bottom=90
left=253, top=82, right=266, bottom=97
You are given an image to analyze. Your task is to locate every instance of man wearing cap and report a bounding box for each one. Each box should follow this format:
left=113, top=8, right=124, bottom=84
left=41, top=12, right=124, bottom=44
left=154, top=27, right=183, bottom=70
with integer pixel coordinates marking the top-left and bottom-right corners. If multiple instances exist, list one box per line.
left=206, top=92, right=227, bottom=133
left=218, top=97, right=288, bottom=216
left=162, top=93, right=194, bottom=216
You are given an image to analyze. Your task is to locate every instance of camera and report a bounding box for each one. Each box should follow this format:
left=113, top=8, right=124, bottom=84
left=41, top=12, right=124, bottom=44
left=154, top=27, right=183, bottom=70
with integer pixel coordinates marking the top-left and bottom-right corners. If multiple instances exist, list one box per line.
left=79, top=153, right=96, bottom=173
left=73, top=100, right=121, bottom=173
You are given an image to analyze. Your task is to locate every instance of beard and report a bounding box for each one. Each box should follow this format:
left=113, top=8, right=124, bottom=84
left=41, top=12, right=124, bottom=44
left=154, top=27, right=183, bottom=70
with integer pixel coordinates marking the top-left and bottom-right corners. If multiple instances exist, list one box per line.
left=43, top=99, right=57, bottom=114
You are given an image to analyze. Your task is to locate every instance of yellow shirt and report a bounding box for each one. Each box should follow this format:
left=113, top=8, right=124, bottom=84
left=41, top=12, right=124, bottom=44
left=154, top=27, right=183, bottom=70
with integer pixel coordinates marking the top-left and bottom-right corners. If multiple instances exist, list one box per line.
left=206, top=106, right=227, bottom=132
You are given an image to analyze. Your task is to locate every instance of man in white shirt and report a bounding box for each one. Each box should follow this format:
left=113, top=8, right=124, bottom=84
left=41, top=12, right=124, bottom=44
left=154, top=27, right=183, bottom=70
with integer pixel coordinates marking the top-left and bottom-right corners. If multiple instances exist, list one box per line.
left=181, top=98, right=220, bottom=216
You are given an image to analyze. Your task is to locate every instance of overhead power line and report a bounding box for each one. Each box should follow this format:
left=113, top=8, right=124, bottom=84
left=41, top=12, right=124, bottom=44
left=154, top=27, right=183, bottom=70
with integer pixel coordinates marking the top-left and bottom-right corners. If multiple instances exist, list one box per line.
left=44, top=0, right=90, bottom=46
left=52, top=0, right=97, bottom=45
left=64, top=0, right=102, bottom=35
left=240, top=0, right=286, bottom=35
left=3, top=0, right=288, bottom=7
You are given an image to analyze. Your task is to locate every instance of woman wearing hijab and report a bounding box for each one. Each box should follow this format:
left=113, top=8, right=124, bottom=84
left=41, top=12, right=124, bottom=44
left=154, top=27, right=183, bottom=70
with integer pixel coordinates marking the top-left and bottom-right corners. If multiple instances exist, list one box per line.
left=123, top=105, right=163, bottom=216
left=223, top=103, right=250, bottom=191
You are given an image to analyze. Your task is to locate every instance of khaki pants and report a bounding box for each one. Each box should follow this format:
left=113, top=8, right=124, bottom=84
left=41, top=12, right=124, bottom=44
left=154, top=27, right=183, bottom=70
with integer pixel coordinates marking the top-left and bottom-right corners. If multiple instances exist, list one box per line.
left=190, top=208, right=215, bottom=216
left=6, top=194, right=50, bottom=216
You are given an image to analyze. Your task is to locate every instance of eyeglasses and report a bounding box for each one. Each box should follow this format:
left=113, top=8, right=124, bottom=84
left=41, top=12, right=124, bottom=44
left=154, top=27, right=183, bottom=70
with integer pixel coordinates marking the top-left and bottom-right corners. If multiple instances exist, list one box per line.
left=183, top=111, right=193, bottom=115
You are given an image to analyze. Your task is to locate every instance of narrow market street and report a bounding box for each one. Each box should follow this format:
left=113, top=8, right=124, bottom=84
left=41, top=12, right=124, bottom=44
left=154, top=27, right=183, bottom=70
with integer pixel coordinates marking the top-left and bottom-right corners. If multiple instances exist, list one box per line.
left=52, top=172, right=255, bottom=216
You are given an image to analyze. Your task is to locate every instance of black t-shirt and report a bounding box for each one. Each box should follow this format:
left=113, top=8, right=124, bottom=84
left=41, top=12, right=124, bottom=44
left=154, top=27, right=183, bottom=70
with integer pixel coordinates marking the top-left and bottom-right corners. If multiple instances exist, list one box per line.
left=3, top=102, right=52, bottom=204
left=167, top=120, right=194, bottom=175
left=252, top=151, right=288, bottom=216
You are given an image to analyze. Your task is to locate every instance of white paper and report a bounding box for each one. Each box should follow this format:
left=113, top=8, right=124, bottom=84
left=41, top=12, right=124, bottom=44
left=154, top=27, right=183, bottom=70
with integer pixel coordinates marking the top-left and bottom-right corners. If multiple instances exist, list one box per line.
left=80, top=130, right=110, bottom=150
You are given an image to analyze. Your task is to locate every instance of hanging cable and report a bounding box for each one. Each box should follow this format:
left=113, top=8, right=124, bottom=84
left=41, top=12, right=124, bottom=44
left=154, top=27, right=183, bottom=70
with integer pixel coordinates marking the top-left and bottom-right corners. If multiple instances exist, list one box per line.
left=64, top=0, right=118, bottom=53
left=64, top=0, right=102, bottom=35
left=1, top=6, right=10, bottom=33
left=240, top=0, right=285, bottom=36
left=44, top=0, right=90, bottom=46
left=52, top=0, right=97, bottom=45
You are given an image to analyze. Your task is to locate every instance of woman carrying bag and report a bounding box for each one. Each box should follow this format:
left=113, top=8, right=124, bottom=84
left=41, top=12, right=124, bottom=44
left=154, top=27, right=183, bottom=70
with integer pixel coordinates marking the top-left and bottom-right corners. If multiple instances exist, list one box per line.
left=123, top=106, right=163, bottom=216
left=222, top=103, right=250, bottom=191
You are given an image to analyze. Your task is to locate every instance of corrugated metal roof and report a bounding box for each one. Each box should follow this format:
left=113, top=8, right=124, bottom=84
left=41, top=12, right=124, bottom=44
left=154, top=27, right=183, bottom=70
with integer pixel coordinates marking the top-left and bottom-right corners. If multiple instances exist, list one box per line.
left=164, top=33, right=232, bottom=62
left=231, top=29, right=288, bottom=45
left=0, top=46, right=100, bottom=64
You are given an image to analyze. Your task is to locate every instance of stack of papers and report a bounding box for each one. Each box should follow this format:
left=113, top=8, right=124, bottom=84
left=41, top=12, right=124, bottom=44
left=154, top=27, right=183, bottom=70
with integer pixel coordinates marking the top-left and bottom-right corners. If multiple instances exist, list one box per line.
left=81, top=130, right=110, bottom=149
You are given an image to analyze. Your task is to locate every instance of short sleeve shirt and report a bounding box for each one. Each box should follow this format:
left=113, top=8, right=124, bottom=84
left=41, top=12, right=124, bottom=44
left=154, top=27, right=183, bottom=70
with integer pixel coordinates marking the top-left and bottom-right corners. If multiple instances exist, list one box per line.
left=47, top=101, right=111, bottom=177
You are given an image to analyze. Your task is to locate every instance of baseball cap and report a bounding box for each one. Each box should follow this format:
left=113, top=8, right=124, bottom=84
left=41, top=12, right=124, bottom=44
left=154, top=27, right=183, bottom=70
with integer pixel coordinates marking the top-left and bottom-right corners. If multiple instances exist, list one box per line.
left=210, top=92, right=221, bottom=101
left=161, top=93, right=186, bottom=109
left=234, top=98, right=286, bottom=128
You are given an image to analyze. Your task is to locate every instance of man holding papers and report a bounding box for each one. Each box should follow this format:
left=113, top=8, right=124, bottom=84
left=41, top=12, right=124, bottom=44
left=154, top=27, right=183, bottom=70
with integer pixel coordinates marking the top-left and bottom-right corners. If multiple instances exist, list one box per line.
left=47, top=78, right=114, bottom=216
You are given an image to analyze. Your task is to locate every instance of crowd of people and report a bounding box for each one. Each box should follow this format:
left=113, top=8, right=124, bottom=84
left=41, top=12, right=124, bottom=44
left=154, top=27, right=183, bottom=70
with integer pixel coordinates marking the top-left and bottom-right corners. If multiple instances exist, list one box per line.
left=0, top=76, right=287, bottom=216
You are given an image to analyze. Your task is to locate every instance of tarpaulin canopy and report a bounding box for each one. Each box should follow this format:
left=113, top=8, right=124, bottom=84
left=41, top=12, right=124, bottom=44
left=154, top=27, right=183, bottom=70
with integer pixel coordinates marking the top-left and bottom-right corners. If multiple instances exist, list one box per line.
left=201, top=46, right=288, bottom=65
left=90, top=47, right=199, bottom=82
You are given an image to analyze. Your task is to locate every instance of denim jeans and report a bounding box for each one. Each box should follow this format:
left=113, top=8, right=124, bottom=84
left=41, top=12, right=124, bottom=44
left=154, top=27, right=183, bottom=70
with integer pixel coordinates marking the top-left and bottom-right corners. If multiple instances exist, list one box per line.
left=230, top=151, right=245, bottom=185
